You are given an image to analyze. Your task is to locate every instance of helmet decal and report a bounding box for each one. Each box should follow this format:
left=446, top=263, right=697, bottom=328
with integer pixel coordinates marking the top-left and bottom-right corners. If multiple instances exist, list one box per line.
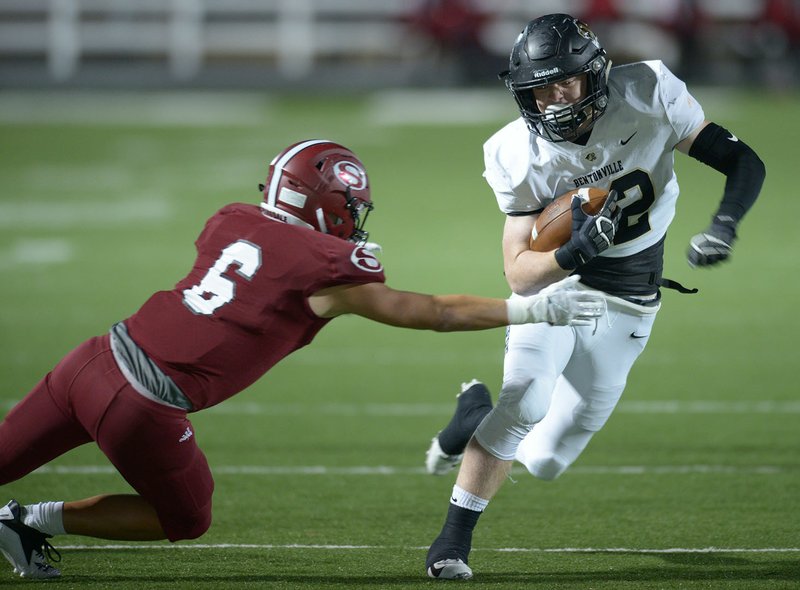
left=533, top=66, right=562, bottom=80
left=576, top=20, right=595, bottom=41
left=333, top=161, right=368, bottom=190
left=277, top=186, right=307, bottom=208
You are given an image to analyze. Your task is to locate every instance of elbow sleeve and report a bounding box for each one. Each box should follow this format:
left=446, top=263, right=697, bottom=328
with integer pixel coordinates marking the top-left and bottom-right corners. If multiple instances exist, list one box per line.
left=687, top=122, right=766, bottom=224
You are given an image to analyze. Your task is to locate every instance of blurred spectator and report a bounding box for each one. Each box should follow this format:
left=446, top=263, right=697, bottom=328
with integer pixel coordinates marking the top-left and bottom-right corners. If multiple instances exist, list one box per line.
left=690, top=0, right=797, bottom=86
left=0, top=0, right=798, bottom=88
left=581, top=0, right=687, bottom=73
left=406, top=0, right=502, bottom=85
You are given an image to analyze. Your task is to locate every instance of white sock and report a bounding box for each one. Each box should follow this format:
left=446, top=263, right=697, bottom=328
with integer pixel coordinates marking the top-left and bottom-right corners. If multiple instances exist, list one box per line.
left=22, top=502, right=66, bottom=536
left=449, top=484, right=489, bottom=512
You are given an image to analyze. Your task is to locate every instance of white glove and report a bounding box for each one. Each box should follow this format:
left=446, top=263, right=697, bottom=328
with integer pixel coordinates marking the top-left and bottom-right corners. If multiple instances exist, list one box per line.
left=506, top=275, right=606, bottom=326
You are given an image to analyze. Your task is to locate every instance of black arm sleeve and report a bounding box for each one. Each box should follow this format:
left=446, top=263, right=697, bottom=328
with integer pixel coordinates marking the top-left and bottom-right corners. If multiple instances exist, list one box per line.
left=687, top=122, right=766, bottom=227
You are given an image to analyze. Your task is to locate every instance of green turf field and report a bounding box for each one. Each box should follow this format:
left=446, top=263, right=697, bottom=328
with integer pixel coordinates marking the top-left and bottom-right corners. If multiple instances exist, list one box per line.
left=1, top=89, right=798, bottom=589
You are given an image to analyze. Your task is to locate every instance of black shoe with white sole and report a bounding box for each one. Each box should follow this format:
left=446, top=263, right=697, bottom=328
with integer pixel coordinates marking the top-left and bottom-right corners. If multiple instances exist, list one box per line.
left=425, top=379, right=493, bottom=475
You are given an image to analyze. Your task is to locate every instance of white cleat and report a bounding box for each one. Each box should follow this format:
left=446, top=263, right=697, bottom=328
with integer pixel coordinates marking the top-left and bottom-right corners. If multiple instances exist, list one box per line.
left=427, top=558, right=473, bottom=580
left=0, top=501, right=61, bottom=579
left=425, top=379, right=491, bottom=476
left=425, top=436, right=464, bottom=476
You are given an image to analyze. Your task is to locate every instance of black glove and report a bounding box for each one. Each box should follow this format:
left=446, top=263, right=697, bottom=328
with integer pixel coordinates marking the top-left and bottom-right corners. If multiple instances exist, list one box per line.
left=555, top=190, right=621, bottom=270
left=687, top=220, right=736, bottom=267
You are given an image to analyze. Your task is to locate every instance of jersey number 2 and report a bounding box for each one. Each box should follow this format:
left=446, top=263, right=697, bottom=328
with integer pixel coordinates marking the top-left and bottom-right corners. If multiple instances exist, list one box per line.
left=609, top=169, right=655, bottom=245
left=182, top=240, right=262, bottom=315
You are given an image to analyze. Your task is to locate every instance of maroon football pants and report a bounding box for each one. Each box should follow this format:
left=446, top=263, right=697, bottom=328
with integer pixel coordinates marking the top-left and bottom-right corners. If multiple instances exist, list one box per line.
left=0, top=335, right=213, bottom=541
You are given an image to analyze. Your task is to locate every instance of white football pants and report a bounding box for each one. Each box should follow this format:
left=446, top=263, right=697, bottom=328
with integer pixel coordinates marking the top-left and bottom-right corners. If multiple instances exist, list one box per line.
left=473, top=295, right=659, bottom=479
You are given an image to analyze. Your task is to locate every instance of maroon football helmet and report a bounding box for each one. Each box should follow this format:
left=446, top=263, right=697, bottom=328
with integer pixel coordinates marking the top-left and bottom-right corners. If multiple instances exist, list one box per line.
left=259, top=139, right=373, bottom=243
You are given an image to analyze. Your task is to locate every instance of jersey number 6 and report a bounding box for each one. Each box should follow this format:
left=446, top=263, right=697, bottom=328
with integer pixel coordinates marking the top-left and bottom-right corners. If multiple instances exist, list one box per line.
left=183, top=240, right=262, bottom=315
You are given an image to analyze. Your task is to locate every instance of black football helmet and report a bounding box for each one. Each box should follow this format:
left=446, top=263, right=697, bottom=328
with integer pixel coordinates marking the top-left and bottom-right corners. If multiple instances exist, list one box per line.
left=500, top=14, right=610, bottom=142
left=260, top=139, right=373, bottom=243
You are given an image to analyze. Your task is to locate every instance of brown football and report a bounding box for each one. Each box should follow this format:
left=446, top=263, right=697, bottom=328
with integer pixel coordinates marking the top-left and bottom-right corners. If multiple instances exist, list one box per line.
left=530, top=187, right=610, bottom=251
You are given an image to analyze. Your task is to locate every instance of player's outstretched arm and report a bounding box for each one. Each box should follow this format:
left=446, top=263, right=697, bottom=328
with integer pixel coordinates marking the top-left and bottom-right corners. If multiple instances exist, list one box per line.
left=308, top=276, right=605, bottom=331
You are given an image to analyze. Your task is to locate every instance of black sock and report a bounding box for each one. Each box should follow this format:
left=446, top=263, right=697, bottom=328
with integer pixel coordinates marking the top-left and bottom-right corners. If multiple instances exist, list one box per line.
left=437, top=384, right=493, bottom=455
left=426, top=504, right=482, bottom=567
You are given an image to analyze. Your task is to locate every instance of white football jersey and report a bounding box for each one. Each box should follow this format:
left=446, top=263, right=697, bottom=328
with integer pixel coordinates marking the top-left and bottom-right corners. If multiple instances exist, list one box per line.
left=484, top=60, right=705, bottom=259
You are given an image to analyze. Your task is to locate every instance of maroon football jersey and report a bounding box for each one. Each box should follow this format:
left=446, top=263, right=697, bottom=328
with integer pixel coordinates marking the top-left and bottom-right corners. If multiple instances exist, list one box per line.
left=124, top=203, right=385, bottom=410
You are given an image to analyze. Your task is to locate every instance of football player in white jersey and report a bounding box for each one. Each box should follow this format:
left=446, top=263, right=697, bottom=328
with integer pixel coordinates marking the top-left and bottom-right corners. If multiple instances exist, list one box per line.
left=424, top=13, right=766, bottom=580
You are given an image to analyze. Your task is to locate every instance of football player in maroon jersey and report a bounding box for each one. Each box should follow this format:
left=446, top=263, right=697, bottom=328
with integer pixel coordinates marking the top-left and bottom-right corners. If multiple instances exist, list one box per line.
left=0, top=139, right=605, bottom=579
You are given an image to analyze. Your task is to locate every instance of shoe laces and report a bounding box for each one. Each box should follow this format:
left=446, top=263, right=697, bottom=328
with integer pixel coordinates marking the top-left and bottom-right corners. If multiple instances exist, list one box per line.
left=27, top=532, right=61, bottom=571
left=40, top=538, right=62, bottom=564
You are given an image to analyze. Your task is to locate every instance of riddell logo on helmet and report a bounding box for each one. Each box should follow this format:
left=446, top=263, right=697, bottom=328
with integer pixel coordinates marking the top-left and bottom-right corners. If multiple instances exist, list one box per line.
left=534, top=67, right=561, bottom=79
left=333, top=161, right=367, bottom=190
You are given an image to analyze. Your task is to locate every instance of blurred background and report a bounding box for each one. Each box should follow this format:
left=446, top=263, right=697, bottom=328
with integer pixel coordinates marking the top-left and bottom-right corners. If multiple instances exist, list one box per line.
left=1, top=0, right=799, bottom=90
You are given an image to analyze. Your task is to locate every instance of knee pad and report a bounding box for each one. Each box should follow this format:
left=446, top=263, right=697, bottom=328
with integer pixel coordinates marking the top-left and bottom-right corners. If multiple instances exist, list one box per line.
left=573, top=387, right=624, bottom=432
left=521, top=453, right=569, bottom=481
left=498, top=377, right=554, bottom=426
left=473, top=377, right=557, bottom=461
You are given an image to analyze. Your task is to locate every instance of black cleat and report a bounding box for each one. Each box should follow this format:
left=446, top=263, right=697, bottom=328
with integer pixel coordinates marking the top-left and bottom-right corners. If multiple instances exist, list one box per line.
left=425, top=380, right=493, bottom=475
left=425, top=504, right=481, bottom=580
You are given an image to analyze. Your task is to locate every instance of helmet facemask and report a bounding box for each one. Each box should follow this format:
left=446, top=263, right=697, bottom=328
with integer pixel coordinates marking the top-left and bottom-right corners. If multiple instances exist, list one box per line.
left=345, top=188, right=373, bottom=245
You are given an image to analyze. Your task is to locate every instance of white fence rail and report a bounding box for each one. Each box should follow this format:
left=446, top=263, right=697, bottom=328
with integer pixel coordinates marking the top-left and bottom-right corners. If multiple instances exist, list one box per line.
left=0, top=0, right=791, bottom=87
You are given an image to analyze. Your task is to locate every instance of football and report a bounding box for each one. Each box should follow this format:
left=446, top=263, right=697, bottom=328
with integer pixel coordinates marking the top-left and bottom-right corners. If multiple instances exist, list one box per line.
left=530, top=187, right=609, bottom=251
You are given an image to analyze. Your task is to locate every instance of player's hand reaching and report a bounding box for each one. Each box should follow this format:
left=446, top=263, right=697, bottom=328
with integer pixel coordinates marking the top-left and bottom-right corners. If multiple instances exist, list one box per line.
left=555, top=190, right=621, bottom=270
left=687, top=221, right=736, bottom=267
left=506, top=275, right=606, bottom=326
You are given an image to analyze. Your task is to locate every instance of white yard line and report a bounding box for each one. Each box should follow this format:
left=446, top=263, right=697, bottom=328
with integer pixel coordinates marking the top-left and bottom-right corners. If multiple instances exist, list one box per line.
left=205, top=399, right=800, bottom=415
left=0, top=91, right=272, bottom=127
left=0, top=89, right=735, bottom=128
left=618, top=400, right=800, bottom=414
left=0, top=238, right=73, bottom=270
left=0, top=197, right=171, bottom=229
left=29, top=464, right=790, bottom=476
left=54, top=542, right=800, bottom=554
left=366, top=89, right=513, bottom=126
left=3, top=399, right=799, bottom=415
left=0, top=89, right=508, bottom=127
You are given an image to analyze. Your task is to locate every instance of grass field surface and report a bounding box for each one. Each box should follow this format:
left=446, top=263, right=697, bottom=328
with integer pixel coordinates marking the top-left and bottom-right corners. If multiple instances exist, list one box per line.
left=1, top=88, right=798, bottom=589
